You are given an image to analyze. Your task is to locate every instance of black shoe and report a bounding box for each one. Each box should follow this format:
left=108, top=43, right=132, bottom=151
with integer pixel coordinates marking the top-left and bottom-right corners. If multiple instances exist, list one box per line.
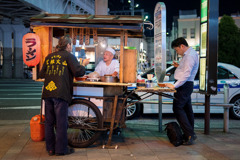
left=183, top=134, right=197, bottom=142
left=56, top=147, right=75, bottom=156
left=183, top=136, right=194, bottom=145
left=48, top=150, right=55, bottom=156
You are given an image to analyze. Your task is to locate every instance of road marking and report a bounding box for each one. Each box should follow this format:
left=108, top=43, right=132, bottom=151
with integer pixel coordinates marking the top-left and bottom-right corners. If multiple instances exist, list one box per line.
left=0, top=106, right=41, bottom=109
left=0, top=89, right=42, bottom=91
left=4, top=93, right=42, bottom=95
left=0, top=98, right=41, bottom=99
left=0, top=84, right=43, bottom=86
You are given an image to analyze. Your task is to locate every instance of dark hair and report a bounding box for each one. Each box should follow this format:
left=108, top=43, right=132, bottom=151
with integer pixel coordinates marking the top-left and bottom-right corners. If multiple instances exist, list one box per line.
left=56, top=35, right=72, bottom=51
left=171, top=37, right=189, bottom=48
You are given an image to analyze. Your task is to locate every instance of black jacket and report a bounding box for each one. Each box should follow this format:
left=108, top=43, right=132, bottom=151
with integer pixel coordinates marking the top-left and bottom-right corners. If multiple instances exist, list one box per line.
left=39, top=50, right=85, bottom=104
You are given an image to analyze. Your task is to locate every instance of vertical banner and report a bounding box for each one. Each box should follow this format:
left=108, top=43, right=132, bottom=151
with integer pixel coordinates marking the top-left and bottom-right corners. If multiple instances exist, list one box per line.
left=154, top=2, right=166, bottom=83
left=93, top=28, right=98, bottom=45
left=79, top=28, right=84, bottom=45
left=85, top=28, right=90, bottom=45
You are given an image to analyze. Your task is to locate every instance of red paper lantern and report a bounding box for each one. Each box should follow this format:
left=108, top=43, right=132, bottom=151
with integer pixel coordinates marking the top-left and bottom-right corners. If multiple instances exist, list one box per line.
left=22, top=33, right=41, bottom=67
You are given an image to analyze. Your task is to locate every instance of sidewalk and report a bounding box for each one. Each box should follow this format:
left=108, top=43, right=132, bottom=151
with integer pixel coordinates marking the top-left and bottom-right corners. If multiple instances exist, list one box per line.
left=0, top=118, right=240, bottom=160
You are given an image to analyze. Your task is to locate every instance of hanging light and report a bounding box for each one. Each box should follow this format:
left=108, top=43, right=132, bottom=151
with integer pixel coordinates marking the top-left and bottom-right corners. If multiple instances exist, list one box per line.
left=22, top=33, right=41, bottom=67
left=82, top=42, right=85, bottom=50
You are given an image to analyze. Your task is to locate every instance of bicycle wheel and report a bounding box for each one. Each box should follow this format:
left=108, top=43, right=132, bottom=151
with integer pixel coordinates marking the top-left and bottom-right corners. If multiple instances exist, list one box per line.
left=68, top=99, right=103, bottom=148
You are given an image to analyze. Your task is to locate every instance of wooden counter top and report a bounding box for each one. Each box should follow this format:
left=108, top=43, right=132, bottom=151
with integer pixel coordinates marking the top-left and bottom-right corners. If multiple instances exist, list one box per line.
left=74, top=81, right=132, bottom=87
left=136, top=87, right=176, bottom=93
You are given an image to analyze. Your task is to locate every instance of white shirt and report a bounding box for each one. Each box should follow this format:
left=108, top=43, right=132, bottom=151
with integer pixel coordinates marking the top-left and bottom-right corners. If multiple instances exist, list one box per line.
left=174, top=47, right=199, bottom=88
left=95, top=59, right=119, bottom=77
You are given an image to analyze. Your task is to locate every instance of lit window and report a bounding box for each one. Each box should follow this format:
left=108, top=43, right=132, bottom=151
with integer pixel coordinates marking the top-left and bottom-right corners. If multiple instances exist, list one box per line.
left=191, top=28, right=195, bottom=38
left=182, top=28, right=187, bottom=38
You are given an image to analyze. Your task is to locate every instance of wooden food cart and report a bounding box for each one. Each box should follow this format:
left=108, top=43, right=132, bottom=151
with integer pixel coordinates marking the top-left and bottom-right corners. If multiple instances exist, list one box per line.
left=30, top=14, right=175, bottom=148
left=30, top=14, right=143, bottom=82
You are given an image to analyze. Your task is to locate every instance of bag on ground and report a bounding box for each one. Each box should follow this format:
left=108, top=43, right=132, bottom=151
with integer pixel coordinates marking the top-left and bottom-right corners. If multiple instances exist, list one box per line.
left=165, top=122, right=183, bottom=147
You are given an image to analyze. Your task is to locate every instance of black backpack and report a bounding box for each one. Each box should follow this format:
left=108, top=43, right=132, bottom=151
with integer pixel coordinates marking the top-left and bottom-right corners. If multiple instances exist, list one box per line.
left=165, top=122, right=183, bottom=147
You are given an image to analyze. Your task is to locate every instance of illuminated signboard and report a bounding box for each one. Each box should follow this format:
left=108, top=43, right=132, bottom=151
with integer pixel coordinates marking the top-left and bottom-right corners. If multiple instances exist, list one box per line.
left=199, top=0, right=208, bottom=91
left=200, top=20, right=207, bottom=91
left=201, top=0, right=208, bottom=23
left=199, top=0, right=218, bottom=95
left=154, top=2, right=166, bottom=83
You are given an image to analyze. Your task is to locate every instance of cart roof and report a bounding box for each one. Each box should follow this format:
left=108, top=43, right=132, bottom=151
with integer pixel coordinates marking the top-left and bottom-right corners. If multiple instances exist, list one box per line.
left=30, top=14, right=144, bottom=38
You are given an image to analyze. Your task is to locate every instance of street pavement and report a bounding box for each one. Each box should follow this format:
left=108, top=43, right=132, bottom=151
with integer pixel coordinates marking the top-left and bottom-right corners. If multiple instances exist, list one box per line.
left=1, top=79, right=240, bottom=159
left=0, top=118, right=240, bottom=160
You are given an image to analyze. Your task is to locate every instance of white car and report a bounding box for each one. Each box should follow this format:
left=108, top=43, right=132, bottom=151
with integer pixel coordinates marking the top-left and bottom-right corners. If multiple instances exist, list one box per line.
left=127, top=62, right=240, bottom=120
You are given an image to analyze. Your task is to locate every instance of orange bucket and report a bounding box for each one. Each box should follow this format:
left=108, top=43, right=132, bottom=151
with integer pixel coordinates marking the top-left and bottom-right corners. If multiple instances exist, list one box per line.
left=30, top=115, right=45, bottom=142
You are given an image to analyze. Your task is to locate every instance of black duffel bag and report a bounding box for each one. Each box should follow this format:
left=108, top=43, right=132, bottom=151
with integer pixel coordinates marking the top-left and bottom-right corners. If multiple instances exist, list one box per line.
left=165, top=122, right=183, bottom=147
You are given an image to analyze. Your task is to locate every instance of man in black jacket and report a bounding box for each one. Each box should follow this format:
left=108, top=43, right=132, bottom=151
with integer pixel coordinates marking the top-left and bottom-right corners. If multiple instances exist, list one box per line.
left=39, top=35, right=89, bottom=155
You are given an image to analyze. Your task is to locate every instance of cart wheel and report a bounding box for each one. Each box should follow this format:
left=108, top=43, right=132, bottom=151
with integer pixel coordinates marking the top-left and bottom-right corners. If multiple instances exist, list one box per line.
left=68, top=99, right=103, bottom=148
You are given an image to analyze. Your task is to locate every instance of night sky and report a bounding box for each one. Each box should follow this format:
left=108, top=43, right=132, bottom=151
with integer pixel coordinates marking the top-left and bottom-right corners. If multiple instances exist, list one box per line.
left=108, top=0, right=239, bottom=30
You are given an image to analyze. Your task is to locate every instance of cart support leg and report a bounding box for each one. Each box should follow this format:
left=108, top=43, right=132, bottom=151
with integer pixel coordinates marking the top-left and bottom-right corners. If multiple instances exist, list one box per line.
left=158, top=95, right=163, bottom=132
left=106, top=95, right=118, bottom=148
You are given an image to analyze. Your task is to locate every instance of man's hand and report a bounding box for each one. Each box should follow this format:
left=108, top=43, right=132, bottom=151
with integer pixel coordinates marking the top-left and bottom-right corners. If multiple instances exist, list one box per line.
left=172, top=61, right=179, bottom=67
left=82, top=58, right=90, bottom=66
left=112, top=71, right=118, bottom=77
left=165, top=83, right=175, bottom=89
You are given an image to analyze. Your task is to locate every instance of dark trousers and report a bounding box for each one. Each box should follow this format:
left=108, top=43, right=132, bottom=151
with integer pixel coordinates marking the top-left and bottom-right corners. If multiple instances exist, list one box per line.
left=173, top=81, right=195, bottom=138
left=44, top=98, right=68, bottom=154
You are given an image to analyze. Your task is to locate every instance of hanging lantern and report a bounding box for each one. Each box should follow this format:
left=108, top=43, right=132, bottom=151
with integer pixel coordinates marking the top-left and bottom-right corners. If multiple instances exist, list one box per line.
left=22, top=33, right=41, bottom=67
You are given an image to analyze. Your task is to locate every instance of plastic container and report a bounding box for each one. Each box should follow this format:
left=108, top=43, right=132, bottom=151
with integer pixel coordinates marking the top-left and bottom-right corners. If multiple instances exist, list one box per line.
left=30, top=115, right=45, bottom=142
left=145, top=80, right=154, bottom=88
left=137, top=79, right=145, bottom=88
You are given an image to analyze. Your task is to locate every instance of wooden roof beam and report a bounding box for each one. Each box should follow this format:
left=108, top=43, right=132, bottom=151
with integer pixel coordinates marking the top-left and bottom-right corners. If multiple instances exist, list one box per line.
left=87, top=15, right=95, bottom=19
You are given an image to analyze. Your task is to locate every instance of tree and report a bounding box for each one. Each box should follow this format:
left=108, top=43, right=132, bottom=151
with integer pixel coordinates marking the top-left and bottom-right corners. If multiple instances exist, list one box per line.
left=218, top=15, right=240, bottom=67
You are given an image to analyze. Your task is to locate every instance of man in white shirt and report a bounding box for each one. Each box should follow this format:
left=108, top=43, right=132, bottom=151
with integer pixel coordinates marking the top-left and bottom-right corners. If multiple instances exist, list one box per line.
left=165, top=37, right=199, bottom=145
left=95, top=47, right=119, bottom=77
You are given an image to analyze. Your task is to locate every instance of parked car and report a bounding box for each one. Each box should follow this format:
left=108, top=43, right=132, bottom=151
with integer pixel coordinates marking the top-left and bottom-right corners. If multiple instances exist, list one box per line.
left=126, top=62, right=240, bottom=120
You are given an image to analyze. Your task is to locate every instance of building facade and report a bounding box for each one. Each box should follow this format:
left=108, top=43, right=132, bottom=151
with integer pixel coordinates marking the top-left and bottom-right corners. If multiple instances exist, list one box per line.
left=169, top=10, right=240, bottom=61
left=0, top=0, right=94, bottom=79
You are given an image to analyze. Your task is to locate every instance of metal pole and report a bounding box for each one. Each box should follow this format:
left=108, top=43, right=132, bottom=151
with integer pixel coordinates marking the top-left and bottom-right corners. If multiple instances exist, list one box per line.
left=223, top=83, right=229, bottom=132
left=158, top=95, right=162, bottom=132
left=204, top=94, right=210, bottom=134
left=131, top=0, right=134, bottom=16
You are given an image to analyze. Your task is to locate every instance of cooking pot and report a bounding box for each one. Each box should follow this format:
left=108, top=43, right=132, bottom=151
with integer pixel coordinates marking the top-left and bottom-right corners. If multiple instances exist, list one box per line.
left=100, top=75, right=119, bottom=82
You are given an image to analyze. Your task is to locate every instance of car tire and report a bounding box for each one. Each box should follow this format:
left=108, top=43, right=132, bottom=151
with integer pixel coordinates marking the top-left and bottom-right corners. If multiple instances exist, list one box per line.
left=229, top=95, right=240, bottom=120
left=126, top=93, right=143, bottom=120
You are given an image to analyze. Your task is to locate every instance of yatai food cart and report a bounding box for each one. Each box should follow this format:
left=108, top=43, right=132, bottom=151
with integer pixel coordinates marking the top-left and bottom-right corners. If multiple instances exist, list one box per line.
left=29, top=14, right=175, bottom=148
